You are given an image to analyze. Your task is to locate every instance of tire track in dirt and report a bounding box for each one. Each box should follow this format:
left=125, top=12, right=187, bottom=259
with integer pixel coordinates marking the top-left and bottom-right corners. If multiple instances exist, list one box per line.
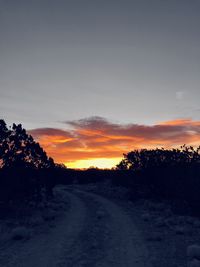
left=72, top=189, right=151, bottom=267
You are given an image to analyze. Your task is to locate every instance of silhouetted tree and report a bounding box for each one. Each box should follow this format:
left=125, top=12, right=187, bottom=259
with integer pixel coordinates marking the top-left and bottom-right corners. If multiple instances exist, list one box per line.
left=0, top=122, right=54, bottom=169
left=0, top=120, right=56, bottom=204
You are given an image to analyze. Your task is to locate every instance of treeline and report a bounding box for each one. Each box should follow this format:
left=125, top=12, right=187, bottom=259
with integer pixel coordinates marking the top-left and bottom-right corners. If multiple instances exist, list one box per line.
left=0, top=120, right=56, bottom=208
left=116, top=146, right=200, bottom=170
left=57, top=146, right=200, bottom=215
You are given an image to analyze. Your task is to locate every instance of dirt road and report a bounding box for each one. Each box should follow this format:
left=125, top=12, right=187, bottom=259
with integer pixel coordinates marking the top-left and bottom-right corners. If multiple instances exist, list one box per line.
left=2, top=187, right=151, bottom=267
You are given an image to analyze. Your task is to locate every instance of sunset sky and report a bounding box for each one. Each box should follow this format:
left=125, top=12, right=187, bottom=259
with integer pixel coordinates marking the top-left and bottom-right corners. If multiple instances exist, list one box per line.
left=1, top=0, right=200, bottom=168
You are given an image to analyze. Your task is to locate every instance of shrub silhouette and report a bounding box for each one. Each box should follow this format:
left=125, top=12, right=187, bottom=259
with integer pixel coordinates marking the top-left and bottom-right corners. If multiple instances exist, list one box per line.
left=116, top=146, right=200, bottom=171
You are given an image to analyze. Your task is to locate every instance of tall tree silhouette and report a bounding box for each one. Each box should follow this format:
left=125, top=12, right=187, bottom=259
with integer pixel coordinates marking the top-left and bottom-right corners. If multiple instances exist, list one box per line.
left=0, top=120, right=54, bottom=169
left=0, top=120, right=55, bottom=203
left=0, top=120, right=11, bottom=167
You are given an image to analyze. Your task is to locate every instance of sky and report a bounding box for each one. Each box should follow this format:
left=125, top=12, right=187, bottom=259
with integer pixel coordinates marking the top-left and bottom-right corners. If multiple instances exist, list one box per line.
left=0, top=0, right=200, bottom=168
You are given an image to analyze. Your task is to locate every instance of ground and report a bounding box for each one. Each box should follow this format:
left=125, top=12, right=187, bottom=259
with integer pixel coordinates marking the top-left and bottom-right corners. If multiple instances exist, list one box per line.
left=0, top=183, right=199, bottom=267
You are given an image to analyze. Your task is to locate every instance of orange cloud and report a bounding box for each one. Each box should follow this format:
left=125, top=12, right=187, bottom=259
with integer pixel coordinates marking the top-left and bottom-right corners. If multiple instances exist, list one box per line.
left=158, top=118, right=200, bottom=126
left=28, top=117, right=200, bottom=169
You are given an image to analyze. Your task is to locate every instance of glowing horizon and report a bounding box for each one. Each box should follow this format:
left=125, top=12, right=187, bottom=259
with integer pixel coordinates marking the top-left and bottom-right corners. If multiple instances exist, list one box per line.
left=65, top=157, right=122, bottom=169
left=28, top=117, right=200, bottom=169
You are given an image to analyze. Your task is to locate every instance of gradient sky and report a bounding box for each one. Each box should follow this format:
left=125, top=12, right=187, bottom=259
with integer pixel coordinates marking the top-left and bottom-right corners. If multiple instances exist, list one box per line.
left=1, top=0, right=200, bottom=168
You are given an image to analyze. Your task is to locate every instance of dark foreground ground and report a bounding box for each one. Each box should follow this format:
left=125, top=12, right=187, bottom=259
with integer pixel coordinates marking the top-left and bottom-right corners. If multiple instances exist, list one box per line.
left=0, top=183, right=199, bottom=267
